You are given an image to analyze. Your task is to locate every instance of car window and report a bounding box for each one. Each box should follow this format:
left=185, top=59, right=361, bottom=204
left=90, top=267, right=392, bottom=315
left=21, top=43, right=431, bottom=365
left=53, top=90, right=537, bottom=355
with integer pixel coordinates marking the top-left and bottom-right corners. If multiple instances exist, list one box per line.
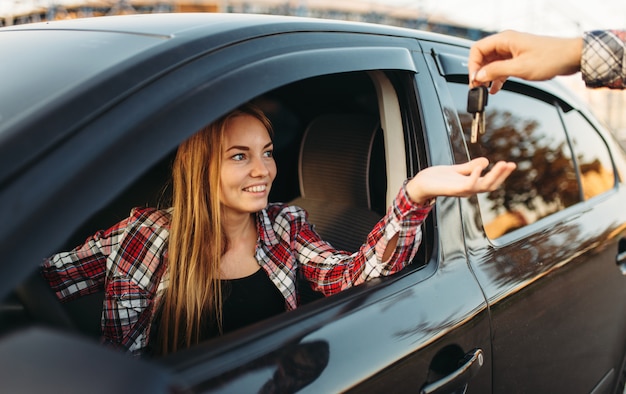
left=561, top=109, right=615, bottom=199
left=447, top=82, right=581, bottom=238
left=262, top=70, right=428, bottom=264
left=12, top=70, right=428, bottom=348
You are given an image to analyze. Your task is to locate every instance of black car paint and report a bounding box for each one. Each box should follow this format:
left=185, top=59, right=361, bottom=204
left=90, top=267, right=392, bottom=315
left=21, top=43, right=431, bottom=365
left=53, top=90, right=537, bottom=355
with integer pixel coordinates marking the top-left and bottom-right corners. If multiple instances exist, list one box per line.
left=0, top=13, right=625, bottom=394
left=426, top=40, right=626, bottom=392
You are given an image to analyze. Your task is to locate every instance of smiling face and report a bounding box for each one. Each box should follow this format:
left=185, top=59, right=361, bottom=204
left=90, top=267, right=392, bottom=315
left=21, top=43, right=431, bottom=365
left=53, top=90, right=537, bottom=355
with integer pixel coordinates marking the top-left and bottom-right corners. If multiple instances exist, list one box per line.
left=219, top=113, right=277, bottom=218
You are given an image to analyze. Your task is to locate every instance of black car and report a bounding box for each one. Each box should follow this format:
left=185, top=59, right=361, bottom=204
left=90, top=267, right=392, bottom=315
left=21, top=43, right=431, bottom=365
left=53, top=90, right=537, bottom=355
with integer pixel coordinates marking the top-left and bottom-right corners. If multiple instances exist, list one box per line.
left=1, top=13, right=625, bottom=394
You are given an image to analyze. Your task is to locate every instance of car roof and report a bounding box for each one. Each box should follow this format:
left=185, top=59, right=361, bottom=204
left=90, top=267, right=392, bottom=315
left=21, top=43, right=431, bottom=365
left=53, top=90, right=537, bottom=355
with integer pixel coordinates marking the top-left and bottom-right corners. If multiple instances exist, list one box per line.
left=0, top=12, right=469, bottom=42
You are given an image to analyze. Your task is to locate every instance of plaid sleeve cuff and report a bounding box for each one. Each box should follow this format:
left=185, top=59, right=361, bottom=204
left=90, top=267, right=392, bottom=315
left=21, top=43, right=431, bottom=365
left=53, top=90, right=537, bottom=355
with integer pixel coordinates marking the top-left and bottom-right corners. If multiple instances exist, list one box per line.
left=393, top=180, right=435, bottom=221
left=582, top=30, right=626, bottom=89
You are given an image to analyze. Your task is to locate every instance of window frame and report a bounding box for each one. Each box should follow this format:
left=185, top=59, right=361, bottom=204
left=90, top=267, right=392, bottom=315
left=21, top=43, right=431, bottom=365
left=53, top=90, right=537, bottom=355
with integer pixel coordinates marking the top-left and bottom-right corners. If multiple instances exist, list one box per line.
left=558, top=106, right=618, bottom=201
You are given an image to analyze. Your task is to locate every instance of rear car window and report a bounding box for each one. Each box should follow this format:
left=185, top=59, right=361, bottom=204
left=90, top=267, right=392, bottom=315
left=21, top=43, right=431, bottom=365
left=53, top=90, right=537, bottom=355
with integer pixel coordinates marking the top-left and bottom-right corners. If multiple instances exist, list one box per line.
left=561, top=110, right=615, bottom=199
left=447, top=82, right=581, bottom=238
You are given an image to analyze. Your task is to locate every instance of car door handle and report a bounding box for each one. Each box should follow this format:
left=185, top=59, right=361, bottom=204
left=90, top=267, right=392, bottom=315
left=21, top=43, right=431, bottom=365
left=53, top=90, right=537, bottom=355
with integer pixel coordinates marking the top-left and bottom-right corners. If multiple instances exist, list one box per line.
left=420, top=348, right=484, bottom=394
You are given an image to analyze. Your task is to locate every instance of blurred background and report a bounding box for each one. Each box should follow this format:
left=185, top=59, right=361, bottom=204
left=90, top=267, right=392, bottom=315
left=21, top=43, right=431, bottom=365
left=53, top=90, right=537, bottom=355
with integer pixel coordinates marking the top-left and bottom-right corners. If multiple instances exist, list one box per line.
left=2, top=0, right=625, bottom=142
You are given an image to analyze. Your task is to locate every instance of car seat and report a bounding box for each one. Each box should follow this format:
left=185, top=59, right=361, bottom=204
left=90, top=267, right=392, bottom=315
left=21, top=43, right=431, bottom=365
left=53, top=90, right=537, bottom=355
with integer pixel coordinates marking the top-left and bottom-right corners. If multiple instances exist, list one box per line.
left=290, top=112, right=386, bottom=253
left=289, top=113, right=386, bottom=304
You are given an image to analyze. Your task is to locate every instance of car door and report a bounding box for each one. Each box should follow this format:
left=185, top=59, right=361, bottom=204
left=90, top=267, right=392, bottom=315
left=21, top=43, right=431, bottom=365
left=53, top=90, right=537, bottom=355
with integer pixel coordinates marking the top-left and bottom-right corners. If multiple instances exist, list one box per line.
left=138, top=32, right=495, bottom=393
left=429, top=46, right=626, bottom=393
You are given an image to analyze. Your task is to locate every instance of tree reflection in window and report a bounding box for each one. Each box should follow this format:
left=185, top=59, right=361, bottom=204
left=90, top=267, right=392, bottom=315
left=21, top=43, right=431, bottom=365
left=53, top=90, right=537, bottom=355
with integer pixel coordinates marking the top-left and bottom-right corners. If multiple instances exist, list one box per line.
left=561, top=110, right=615, bottom=200
left=448, top=83, right=581, bottom=238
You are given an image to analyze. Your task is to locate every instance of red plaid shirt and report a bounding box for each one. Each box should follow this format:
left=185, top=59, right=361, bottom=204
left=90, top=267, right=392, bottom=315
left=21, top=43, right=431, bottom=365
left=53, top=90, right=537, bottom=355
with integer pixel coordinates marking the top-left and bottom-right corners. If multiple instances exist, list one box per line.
left=42, top=183, right=432, bottom=355
left=582, top=30, right=626, bottom=89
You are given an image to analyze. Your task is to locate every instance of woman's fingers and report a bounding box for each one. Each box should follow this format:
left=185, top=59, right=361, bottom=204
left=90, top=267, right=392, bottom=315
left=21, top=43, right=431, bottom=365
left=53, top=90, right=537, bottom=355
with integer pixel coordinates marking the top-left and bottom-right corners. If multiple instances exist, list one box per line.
left=450, top=160, right=516, bottom=197
left=405, top=157, right=516, bottom=203
left=454, top=157, right=489, bottom=175
left=476, top=161, right=517, bottom=192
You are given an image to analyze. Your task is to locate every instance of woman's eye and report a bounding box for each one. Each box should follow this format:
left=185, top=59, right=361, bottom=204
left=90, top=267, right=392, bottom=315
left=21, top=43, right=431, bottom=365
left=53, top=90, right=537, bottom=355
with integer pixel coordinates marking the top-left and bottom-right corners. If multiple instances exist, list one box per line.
left=264, top=150, right=274, bottom=158
left=232, top=153, right=245, bottom=161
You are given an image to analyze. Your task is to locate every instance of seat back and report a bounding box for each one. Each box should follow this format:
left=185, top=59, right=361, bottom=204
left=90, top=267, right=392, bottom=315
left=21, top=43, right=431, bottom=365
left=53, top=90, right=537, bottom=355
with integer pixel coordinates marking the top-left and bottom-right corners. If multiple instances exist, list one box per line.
left=290, top=113, right=385, bottom=253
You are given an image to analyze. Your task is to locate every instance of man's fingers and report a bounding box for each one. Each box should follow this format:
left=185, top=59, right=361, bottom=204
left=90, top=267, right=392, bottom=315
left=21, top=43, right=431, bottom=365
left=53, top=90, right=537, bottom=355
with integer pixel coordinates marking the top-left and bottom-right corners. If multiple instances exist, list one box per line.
left=474, top=57, right=525, bottom=85
left=489, top=79, right=505, bottom=94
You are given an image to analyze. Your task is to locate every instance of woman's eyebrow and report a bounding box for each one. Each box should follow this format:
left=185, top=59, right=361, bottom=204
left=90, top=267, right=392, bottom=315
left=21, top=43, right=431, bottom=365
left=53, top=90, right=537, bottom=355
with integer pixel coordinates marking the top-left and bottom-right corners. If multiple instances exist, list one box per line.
left=225, top=145, right=250, bottom=152
left=225, top=141, right=273, bottom=152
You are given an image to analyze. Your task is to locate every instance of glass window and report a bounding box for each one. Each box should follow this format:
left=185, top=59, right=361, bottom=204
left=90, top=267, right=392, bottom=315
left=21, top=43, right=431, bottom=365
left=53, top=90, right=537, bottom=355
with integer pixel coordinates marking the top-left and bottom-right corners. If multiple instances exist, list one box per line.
left=447, top=83, right=581, bottom=238
left=561, top=110, right=615, bottom=199
left=1, top=31, right=165, bottom=135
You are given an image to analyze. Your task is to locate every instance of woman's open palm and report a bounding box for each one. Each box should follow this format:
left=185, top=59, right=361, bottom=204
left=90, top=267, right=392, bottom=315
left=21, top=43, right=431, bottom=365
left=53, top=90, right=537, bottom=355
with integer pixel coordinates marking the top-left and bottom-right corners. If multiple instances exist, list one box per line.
left=406, top=157, right=516, bottom=204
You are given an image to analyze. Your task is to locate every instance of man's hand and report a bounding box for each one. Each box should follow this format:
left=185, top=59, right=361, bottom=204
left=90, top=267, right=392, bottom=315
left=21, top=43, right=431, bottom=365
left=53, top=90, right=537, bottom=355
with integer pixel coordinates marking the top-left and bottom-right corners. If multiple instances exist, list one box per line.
left=468, top=30, right=582, bottom=94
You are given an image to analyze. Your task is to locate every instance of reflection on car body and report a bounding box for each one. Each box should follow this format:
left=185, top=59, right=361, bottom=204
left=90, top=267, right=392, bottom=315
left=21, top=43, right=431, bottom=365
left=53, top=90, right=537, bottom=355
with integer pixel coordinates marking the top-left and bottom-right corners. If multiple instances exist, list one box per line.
left=1, top=12, right=626, bottom=394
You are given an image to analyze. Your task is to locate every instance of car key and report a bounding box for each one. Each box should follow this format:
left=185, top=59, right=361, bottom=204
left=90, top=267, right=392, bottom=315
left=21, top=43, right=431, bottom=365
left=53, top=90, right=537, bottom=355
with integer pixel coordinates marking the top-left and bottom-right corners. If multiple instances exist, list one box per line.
left=467, top=85, right=488, bottom=143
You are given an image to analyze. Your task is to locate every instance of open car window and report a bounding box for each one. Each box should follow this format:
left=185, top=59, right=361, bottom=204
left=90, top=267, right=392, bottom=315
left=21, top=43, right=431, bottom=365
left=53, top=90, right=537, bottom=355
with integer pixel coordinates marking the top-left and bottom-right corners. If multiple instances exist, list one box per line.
left=3, top=69, right=434, bottom=357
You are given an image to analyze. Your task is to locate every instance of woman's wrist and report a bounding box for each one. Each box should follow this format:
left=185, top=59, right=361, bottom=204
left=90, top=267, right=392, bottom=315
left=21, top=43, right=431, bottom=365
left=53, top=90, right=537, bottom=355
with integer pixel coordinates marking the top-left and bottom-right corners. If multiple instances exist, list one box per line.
left=405, top=176, right=435, bottom=207
left=411, top=196, right=436, bottom=207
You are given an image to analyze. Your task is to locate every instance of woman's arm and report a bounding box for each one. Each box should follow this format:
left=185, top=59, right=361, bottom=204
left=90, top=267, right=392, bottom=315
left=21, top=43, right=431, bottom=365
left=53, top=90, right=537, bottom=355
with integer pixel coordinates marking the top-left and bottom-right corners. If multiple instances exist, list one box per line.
left=41, top=219, right=129, bottom=302
left=294, top=183, right=430, bottom=296
left=297, top=158, right=515, bottom=295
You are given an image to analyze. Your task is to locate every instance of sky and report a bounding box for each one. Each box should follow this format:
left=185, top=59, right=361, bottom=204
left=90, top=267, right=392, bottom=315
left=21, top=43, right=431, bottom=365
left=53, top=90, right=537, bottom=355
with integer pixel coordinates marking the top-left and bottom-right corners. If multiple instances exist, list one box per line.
left=374, top=0, right=626, bottom=36
left=2, top=0, right=625, bottom=36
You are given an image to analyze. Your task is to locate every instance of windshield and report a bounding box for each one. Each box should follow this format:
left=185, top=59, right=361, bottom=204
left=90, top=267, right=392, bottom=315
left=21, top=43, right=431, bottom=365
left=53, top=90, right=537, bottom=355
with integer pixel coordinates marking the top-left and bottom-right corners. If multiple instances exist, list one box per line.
left=0, top=29, right=166, bottom=135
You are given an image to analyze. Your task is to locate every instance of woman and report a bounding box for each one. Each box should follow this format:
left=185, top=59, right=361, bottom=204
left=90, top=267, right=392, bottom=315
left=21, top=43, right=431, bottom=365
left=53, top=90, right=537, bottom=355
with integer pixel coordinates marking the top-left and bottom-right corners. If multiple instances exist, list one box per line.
left=42, top=103, right=515, bottom=356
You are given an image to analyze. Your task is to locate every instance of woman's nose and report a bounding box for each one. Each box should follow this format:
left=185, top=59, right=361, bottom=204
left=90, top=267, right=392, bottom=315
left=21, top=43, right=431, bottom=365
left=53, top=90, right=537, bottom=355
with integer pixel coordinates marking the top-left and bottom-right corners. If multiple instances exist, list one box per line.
left=250, top=156, right=270, bottom=177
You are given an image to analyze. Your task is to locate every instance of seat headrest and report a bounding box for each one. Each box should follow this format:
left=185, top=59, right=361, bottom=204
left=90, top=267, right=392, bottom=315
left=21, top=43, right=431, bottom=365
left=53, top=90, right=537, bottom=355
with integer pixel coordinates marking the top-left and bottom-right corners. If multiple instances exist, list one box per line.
left=298, top=113, right=380, bottom=209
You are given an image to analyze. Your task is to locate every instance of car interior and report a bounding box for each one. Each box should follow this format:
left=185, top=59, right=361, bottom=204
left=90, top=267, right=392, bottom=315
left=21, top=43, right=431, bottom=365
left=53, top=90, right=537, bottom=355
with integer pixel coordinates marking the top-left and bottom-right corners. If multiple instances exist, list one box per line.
left=0, top=70, right=434, bottom=354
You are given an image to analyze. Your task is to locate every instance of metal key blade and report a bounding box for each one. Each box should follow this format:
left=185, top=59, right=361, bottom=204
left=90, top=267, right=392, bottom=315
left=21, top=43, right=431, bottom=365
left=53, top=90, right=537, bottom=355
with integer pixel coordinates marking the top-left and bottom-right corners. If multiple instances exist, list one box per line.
left=467, top=86, right=488, bottom=144
left=471, top=113, right=480, bottom=143
left=480, top=111, right=486, bottom=134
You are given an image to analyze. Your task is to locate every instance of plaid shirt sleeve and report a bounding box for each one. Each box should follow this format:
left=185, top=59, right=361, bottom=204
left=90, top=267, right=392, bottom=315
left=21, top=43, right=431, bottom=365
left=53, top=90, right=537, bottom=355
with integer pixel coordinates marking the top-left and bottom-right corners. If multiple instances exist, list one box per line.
left=582, top=30, right=626, bottom=89
left=42, top=216, right=132, bottom=301
left=41, top=208, right=170, bottom=355
left=295, top=181, right=433, bottom=296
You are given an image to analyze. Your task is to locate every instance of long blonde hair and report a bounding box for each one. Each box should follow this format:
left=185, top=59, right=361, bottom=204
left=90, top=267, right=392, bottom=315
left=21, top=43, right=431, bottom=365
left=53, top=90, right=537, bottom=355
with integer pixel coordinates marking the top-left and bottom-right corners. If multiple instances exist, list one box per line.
left=158, top=103, right=273, bottom=355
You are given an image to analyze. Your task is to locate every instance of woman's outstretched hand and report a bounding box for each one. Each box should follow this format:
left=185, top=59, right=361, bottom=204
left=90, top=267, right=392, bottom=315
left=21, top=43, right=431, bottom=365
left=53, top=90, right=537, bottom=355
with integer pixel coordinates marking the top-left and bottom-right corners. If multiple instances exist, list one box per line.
left=406, top=157, right=516, bottom=205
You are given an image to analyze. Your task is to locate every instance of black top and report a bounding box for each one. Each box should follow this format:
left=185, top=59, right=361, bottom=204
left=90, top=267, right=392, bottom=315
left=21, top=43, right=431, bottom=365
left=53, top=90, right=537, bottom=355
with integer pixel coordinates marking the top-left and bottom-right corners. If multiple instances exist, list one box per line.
left=148, top=268, right=285, bottom=356
left=218, top=268, right=286, bottom=334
